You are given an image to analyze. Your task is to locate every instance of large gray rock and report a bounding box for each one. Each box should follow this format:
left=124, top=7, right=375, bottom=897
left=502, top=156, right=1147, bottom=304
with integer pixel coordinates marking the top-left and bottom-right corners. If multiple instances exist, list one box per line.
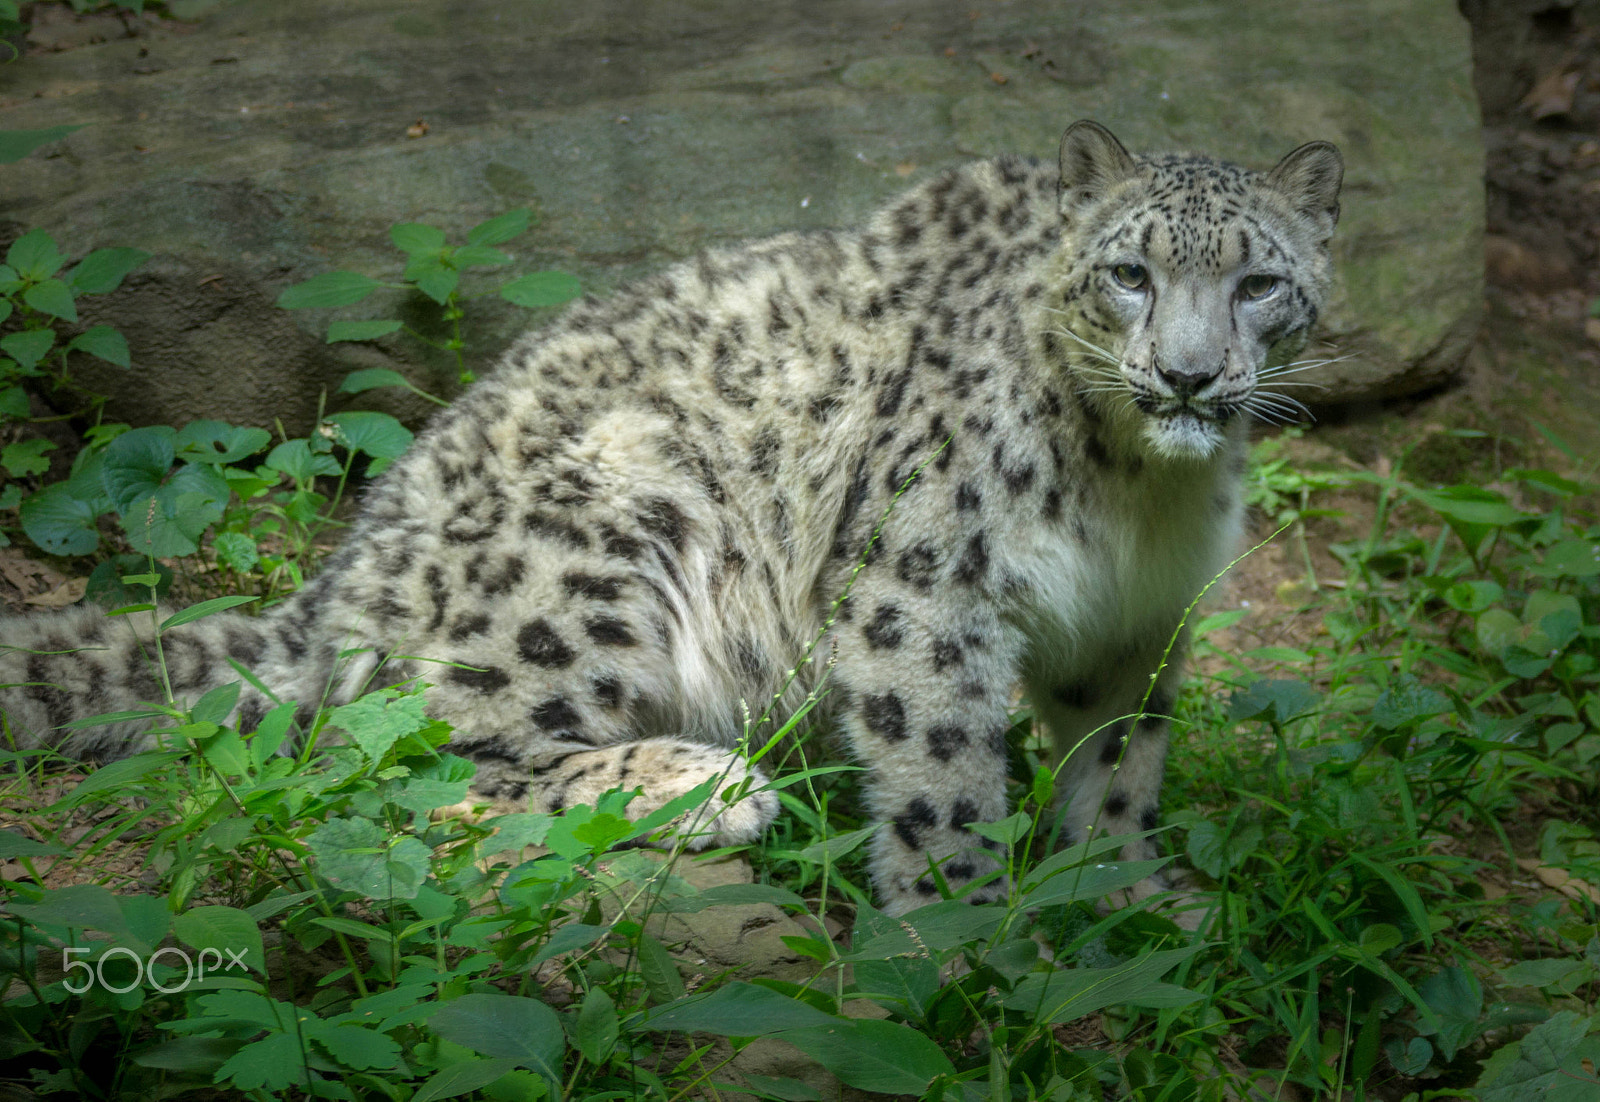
left=0, top=0, right=1482, bottom=432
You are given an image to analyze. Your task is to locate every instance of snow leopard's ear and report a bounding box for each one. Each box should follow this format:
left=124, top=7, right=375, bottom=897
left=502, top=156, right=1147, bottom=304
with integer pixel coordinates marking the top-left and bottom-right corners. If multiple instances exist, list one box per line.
left=1058, top=120, right=1138, bottom=215
left=1266, top=140, right=1344, bottom=238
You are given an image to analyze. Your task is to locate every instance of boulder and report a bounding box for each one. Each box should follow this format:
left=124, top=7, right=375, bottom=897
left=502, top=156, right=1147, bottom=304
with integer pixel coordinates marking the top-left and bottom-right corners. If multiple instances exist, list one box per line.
left=0, top=0, right=1482, bottom=431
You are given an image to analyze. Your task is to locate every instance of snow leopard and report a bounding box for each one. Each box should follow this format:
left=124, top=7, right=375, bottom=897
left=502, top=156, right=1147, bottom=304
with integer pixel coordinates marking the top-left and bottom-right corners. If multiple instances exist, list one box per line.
left=0, top=121, right=1342, bottom=916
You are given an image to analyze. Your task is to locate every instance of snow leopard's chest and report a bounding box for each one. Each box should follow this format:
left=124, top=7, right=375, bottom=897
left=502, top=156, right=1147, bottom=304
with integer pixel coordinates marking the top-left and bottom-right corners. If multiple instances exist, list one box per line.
left=1004, top=439, right=1246, bottom=678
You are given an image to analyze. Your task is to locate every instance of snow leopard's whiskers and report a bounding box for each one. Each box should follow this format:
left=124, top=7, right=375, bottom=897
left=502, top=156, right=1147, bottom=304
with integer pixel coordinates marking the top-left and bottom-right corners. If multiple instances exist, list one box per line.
left=1043, top=312, right=1123, bottom=368
left=1257, top=353, right=1355, bottom=381
left=1242, top=390, right=1314, bottom=425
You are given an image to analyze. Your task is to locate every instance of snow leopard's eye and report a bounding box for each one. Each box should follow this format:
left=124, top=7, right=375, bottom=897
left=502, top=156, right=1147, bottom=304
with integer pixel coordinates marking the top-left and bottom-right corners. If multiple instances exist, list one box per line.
left=1112, top=263, right=1148, bottom=290
left=1239, top=273, right=1279, bottom=299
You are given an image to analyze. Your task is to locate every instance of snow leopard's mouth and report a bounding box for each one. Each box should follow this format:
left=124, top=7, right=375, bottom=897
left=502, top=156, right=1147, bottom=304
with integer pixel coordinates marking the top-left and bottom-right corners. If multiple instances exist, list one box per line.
left=1130, top=388, right=1244, bottom=426
left=1144, top=408, right=1229, bottom=458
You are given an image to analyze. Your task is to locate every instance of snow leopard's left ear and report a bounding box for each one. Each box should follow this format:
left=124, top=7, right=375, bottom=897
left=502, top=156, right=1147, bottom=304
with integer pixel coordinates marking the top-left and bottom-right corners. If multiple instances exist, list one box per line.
left=1058, top=120, right=1138, bottom=216
left=1267, top=140, right=1344, bottom=238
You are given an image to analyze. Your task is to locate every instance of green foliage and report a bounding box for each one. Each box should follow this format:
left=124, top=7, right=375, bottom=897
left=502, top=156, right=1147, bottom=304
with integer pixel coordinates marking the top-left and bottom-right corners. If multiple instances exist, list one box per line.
left=0, top=224, right=413, bottom=591
left=2, top=198, right=1596, bottom=1098
left=277, top=207, right=581, bottom=392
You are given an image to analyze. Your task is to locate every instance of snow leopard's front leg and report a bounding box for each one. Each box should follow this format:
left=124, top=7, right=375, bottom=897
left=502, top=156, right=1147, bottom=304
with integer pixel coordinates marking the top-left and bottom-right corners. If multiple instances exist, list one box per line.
left=523, top=737, right=779, bottom=848
left=833, top=581, right=1025, bottom=916
left=1032, top=633, right=1187, bottom=914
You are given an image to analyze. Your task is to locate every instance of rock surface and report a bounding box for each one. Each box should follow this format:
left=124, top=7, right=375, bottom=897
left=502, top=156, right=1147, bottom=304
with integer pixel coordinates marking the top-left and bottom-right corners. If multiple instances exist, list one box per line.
left=0, top=0, right=1482, bottom=430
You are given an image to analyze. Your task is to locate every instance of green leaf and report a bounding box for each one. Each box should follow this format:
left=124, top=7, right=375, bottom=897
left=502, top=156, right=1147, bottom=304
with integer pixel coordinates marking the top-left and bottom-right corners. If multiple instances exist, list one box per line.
left=467, top=209, right=531, bottom=247
left=0, top=829, right=65, bottom=859
left=1386, top=1036, right=1432, bottom=1076
left=174, top=420, right=271, bottom=465
left=386, top=754, right=475, bottom=815
left=327, top=692, right=430, bottom=762
left=264, top=437, right=341, bottom=480
left=7, top=228, right=65, bottom=281
left=8, top=883, right=126, bottom=932
left=1476, top=608, right=1521, bottom=657
left=451, top=245, right=513, bottom=269
left=1444, top=579, right=1503, bottom=613
left=1001, top=945, right=1204, bottom=1023
left=573, top=987, right=618, bottom=1064
left=407, top=257, right=459, bottom=305
left=1370, top=676, right=1450, bottom=731
left=967, top=810, right=1033, bottom=847
left=215, top=1031, right=307, bottom=1093
left=1508, top=466, right=1584, bottom=496
left=23, top=278, right=77, bottom=322
left=636, top=932, right=685, bottom=1002
left=1418, top=965, right=1482, bottom=1061
left=190, top=680, right=241, bottom=724
left=1413, top=485, right=1523, bottom=527
left=527, top=922, right=608, bottom=966
left=326, top=410, right=414, bottom=460
left=428, top=993, right=564, bottom=1078
left=326, top=319, right=404, bottom=343
left=1537, top=539, right=1600, bottom=578
left=1499, top=958, right=1590, bottom=990
left=847, top=907, right=940, bottom=1017
left=60, top=753, right=185, bottom=806
left=391, top=222, right=447, bottom=257
left=161, top=595, right=259, bottom=630
left=2, top=437, right=54, bottom=478
left=67, top=247, right=149, bottom=294
left=120, top=465, right=232, bottom=558
left=101, top=424, right=175, bottom=511
left=794, top=823, right=878, bottom=866
left=476, top=811, right=554, bottom=856
left=308, top=1022, right=402, bottom=1070
left=1227, top=679, right=1319, bottom=724
left=1185, top=819, right=1262, bottom=879
left=638, top=982, right=837, bottom=1035
left=67, top=324, right=132, bottom=368
left=116, top=894, right=170, bottom=951
left=307, top=816, right=431, bottom=899
left=782, top=1018, right=956, bottom=1095
left=0, top=125, right=82, bottom=164
left=338, top=367, right=413, bottom=394
left=412, top=1058, right=521, bottom=1102
left=500, top=271, right=581, bottom=308
left=0, top=384, right=28, bottom=419
left=1, top=328, right=56, bottom=371
left=19, top=482, right=101, bottom=556
left=275, top=270, right=380, bottom=309
left=1016, top=856, right=1171, bottom=910
left=174, top=904, right=265, bottom=975
left=213, top=531, right=259, bottom=573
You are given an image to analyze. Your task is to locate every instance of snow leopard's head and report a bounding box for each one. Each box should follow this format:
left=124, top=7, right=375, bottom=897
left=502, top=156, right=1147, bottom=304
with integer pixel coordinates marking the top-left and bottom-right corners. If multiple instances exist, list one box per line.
left=1052, top=121, right=1343, bottom=460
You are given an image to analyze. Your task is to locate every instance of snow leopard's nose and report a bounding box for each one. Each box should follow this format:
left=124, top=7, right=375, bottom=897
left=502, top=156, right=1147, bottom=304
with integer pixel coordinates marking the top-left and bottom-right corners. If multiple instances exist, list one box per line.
left=1153, top=351, right=1225, bottom=399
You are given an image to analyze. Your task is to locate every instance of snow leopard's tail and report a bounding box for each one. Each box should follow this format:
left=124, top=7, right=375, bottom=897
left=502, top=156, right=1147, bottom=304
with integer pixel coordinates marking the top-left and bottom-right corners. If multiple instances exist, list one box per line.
left=0, top=598, right=361, bottom=761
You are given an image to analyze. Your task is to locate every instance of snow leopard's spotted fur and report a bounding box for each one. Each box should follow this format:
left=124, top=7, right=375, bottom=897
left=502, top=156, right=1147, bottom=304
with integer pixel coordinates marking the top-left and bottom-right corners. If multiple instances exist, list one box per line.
left=0, top=123, right=1341, bottom=915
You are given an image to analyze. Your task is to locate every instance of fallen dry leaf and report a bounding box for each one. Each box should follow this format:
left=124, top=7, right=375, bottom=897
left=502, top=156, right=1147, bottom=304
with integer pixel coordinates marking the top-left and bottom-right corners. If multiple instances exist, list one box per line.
left=24, top=577, right=87, bottom=609
left=1518, top=857, right=1600, bottom=904
left=1522, top=66, right=1580, bottom=119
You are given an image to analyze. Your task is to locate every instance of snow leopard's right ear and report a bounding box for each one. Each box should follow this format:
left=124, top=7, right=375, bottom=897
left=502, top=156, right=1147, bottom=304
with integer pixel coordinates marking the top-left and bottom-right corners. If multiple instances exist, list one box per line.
left=1058, top=120, right=1138, bottom=216
left=1267, top=140, right=1344, bottom=239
